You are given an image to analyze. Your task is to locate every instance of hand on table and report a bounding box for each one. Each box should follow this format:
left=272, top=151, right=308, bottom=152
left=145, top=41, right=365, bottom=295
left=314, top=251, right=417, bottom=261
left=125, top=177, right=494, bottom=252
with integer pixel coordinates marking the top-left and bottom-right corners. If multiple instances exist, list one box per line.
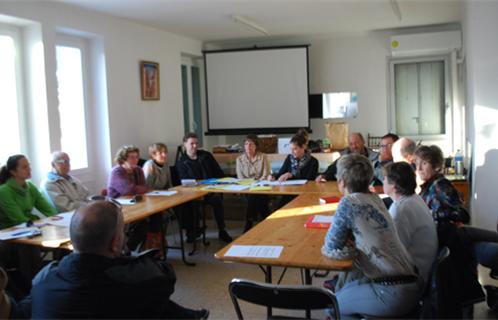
left=278, top=172, right=292, bottom=182
left=315, top=175, right=326, bottom=183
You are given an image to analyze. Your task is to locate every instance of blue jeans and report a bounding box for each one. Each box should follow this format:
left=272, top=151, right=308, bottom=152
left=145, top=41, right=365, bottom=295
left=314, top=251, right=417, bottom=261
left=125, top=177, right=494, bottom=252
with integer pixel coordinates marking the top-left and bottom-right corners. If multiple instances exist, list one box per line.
left=461, top=226, right=498, bottom=270
left=335, top=277, right=419, bottom=317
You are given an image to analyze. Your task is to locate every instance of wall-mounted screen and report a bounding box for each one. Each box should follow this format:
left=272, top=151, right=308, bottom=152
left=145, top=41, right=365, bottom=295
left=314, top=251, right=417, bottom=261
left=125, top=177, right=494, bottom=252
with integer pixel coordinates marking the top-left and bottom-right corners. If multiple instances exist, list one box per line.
left=204, top=46, right=310, bottom=135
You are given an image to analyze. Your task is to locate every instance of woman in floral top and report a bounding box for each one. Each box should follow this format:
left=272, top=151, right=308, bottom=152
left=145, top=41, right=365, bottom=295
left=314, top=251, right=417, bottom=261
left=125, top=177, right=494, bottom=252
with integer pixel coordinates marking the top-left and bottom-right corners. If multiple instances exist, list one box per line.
left=415, top=145, right=498, bottom=279
left=322, top=154, right=419, bottom=317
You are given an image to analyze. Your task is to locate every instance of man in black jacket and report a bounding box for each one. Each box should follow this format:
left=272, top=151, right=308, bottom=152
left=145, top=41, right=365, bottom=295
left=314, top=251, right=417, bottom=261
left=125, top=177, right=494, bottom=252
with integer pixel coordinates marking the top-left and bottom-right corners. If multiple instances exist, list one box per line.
left=176, top=133, right=232, bottom=243
left=31, top=201, right=208, bottom=319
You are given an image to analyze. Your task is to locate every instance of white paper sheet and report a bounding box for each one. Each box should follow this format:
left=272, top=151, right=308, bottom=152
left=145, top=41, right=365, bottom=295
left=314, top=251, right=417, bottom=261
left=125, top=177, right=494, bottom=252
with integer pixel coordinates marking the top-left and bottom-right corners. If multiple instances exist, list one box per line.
left=45, top=211, right=75, bottom=228
left=378, top=194, right=390, bottom=199
left=0, top=227, right=41, bottom=240
left=253, top=179, right=307, bottom=186
left=115, top=198, right=136, bottom=206
left=312, top=215, right=335, bottom=224
left=225, top=245, right=283, bottom=258
left=145, top=190, right=178, bottom=196
left=221, top=185, right=250, bottom=191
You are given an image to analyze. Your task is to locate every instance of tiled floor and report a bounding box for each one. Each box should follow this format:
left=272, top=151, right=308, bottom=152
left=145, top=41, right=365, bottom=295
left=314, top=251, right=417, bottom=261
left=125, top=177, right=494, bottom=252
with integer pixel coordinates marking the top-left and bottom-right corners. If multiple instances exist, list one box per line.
left=166, top=219, right=498, bottom=319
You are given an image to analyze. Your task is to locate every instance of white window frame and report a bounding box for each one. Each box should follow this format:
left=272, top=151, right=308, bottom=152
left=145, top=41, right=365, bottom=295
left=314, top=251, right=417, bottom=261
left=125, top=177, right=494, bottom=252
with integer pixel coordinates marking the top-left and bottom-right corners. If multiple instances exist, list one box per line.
left=388, top=54, right=452, bottom=141
left=0, top=23, right=28, bottom=156
left=55, top=34, right=93, bottom=177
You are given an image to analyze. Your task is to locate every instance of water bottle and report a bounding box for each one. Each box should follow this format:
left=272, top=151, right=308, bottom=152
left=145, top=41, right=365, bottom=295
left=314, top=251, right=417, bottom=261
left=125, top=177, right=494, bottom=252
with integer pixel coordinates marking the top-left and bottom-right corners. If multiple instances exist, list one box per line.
left=454, top=149, right=464, bottom=176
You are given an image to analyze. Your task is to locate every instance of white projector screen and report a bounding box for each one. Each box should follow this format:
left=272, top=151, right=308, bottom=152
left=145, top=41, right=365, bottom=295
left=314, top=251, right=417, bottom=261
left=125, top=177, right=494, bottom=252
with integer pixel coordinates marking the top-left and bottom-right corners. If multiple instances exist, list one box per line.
left=204, top=46, right=310, bottom=134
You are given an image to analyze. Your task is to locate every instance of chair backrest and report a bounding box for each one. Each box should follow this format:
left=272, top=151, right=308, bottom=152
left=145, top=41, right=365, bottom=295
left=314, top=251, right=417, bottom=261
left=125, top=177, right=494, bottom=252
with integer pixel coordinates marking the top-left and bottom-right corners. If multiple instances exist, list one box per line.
left=419, top=246, right=450, bottom=318
left=228, top=278, right=340, bottom=320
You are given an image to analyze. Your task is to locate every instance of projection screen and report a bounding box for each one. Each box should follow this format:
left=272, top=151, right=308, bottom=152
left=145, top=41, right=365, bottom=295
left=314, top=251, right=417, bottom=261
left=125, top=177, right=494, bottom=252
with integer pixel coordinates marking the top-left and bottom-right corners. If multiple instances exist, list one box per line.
left=204, top=46, right=310, bottom=134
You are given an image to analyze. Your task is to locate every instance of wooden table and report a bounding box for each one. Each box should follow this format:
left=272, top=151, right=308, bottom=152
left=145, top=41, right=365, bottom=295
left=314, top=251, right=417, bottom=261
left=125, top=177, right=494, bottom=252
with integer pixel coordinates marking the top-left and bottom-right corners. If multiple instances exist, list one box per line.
left=212, top=182, right=352, bottom=291
left=7, top=189, right=208, bottom=251
left=176, top=181, right=338, bottom=196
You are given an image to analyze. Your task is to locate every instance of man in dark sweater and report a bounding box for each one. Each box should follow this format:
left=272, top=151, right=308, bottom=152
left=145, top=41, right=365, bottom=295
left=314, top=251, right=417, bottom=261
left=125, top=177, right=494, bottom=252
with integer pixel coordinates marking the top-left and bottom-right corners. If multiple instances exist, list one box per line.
left=176, top=133, right=232, bottom=243
left=31, top=201, right=208, bottom=319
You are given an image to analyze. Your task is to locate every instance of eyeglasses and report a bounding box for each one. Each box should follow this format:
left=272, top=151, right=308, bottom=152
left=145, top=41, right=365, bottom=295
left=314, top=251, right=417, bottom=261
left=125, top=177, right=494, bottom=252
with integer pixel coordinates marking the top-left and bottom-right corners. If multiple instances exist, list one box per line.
left=54, top=159, right=70, bottom=164
left=380, top=144, right=392, bottom=149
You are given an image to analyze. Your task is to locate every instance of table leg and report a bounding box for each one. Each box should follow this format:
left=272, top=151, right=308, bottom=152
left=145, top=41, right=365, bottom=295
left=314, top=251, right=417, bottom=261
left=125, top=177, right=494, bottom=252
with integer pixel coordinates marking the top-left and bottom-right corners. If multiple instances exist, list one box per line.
left=304, top=269, right=311, bottom=319
left=265, top=265, right=272, bottom=318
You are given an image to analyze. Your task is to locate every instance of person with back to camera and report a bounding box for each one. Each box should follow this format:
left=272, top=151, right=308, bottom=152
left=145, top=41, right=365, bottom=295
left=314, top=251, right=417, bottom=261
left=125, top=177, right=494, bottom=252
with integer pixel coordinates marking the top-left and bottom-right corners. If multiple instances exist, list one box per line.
left=382, top=162, right=438, bottom=295
left=321, top=153, right=419, bottom=317
left=30, top=200, right=209, bottom=319
left=236, top=134, right=271, bottom=231
left=414, top=145, right=498, bottom=310
left=268, top=129, right=318, bottom=208
left=40, top=151, right=90, bottom=213
left=176, top=133, right=232, bottom=243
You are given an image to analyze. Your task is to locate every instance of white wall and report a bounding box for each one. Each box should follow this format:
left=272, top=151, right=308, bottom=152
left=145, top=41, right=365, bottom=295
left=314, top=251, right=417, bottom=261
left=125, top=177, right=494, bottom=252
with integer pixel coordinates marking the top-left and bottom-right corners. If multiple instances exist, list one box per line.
left=0, top=2, right=202, bottom=192
left=463, top=0, right=498, bottom=229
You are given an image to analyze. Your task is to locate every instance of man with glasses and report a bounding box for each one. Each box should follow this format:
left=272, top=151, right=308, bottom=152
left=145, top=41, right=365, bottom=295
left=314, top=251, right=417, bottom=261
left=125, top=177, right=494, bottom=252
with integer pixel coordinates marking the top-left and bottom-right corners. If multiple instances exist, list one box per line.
left=40, top=151, right=90, bottom=212
left=372, top=133, right=399, bottom=184
left=31, top=200, right=209, bottom=319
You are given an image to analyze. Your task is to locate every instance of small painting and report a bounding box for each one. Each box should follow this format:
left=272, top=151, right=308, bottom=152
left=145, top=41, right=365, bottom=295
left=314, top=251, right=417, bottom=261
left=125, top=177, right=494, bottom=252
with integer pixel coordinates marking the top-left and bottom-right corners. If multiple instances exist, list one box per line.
left=140, top=61, right=160, bottom=100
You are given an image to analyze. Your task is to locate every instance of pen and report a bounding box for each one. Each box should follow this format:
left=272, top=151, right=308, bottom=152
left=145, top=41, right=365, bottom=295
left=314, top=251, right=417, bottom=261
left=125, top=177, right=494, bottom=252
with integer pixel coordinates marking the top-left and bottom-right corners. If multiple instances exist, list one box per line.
left=11, top=230, right=35, bottom=237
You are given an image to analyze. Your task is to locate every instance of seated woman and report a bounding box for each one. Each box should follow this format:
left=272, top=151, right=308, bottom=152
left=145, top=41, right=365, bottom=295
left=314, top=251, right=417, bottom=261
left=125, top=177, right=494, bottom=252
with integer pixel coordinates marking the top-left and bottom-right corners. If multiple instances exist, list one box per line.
left=0, top=155, right=56, bottom=229
left=107, top=146, right=149, bottom=251
left=0, top=154, right=57, bottom=293
left=41, top=151, right=90, bottom=212
left=143, top=143, right=173, bottom=249
left=108, top=145, right=149, bottom=198
left=382, top=162, right=438, bottom=293
left=415, top=145, right=498, bottom=306
left=236, top=135, right=271, bottom=231
left=269, top=129, right=318, bottom=208
left=322, top=154, right=419, bottom=317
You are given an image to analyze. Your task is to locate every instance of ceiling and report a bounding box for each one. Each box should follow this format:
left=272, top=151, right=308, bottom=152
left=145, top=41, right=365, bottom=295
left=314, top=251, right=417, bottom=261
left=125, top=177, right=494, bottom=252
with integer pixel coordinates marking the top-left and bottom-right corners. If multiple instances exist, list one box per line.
left=59, top=0, right=463, bottom=43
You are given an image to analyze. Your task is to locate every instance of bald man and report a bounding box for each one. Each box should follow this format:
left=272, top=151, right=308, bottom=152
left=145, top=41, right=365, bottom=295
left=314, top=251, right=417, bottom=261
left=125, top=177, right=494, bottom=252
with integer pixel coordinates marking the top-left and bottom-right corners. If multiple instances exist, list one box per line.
left=40, top=151, right=90, bottom=212
left=31, top=201, right=208, bottom=319
left=392, top=137, right=417, bottom=165
left=316, top=132, right=379, bottom=182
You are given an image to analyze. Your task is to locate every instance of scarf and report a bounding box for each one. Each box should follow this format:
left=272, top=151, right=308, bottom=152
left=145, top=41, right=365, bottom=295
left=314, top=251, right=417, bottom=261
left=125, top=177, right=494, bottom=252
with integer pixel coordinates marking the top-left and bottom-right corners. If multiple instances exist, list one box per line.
left=290, top=152, right=311, bottom=177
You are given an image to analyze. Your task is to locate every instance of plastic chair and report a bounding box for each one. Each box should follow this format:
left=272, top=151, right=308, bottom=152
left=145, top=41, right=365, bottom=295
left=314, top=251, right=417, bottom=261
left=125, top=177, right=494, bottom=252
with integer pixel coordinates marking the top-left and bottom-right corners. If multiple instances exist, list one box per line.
left=419, top=246, right=451, bottom=318
left=228, top=278, right=340, bottom=320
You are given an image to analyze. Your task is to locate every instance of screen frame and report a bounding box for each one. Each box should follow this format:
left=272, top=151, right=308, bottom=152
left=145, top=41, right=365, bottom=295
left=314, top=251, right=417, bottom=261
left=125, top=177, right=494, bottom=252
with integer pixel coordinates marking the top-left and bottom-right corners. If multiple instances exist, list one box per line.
left=203, top=45, right=311, bottom=135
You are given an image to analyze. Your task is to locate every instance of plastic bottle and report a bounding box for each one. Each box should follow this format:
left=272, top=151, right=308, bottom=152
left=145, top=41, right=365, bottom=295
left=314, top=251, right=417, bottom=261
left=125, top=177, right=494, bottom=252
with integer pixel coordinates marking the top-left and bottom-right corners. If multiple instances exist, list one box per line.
left=454, top=149, right=464, bottom=176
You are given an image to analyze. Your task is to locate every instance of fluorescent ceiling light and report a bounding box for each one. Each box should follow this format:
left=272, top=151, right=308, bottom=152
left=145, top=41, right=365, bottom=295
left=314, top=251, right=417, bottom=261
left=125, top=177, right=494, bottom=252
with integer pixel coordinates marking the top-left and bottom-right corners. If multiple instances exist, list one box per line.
left=232, top=15, right=269, bottom=36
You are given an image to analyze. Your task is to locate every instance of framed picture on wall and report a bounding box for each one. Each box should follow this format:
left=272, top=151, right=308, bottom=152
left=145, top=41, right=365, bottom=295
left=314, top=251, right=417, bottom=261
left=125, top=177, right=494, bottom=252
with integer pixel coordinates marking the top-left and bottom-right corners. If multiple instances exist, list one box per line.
left=140, top=61, right=160, bottom=100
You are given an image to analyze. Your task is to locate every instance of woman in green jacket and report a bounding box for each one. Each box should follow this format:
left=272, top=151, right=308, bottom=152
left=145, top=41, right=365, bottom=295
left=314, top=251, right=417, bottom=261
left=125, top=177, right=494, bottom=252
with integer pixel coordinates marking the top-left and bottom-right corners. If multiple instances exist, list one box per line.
left=0, top=154, right=56, bottom=230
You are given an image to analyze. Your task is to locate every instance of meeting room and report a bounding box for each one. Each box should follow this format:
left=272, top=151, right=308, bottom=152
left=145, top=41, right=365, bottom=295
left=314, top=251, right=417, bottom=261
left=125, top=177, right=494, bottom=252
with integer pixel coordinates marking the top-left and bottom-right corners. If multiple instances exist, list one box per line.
left=1, top=0, right=498, bottom=319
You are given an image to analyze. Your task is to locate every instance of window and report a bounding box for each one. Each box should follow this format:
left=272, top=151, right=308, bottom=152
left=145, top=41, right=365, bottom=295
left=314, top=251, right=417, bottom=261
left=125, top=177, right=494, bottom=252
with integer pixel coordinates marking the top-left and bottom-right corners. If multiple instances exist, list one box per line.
left=0, top=30, right=23, bottom=163
left=55, top=39, right=88, bottom=170
left=390, top=57, right=448, bottom=136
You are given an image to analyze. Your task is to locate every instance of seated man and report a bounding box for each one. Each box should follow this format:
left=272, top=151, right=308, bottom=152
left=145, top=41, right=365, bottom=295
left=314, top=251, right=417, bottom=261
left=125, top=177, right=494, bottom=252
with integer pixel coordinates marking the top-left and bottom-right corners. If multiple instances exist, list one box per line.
left=40, top=151, right=90, bottom=212
left=176, top=133, right=232, bottom=243
left=316, top=132, right=378, bottom=182
left=31, top=201, right=208, bottom=319
left=391, top=137, right=417, bottom=167
left=372, top=133, right=399, bottom=184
